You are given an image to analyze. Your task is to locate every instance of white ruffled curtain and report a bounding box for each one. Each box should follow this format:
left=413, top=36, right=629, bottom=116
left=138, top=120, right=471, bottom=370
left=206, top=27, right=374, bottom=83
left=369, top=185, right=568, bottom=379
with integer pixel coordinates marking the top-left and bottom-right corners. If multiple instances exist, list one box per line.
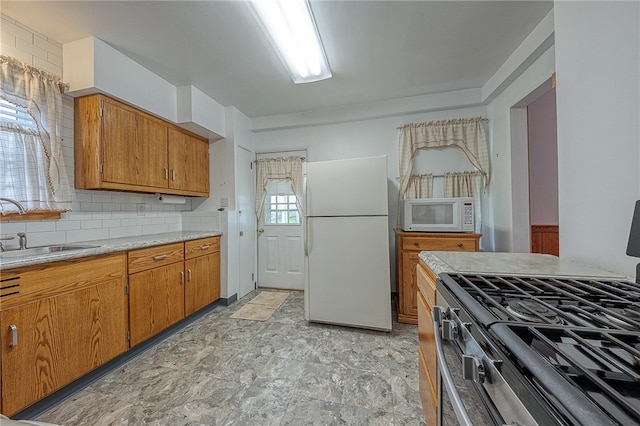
left=444, top=171, right=483, bottom=232
left=405, top=173, right=433, bottom=199
left=0, top=55, right=71, bottom=214
left=255, top=156, right=304, bottom=220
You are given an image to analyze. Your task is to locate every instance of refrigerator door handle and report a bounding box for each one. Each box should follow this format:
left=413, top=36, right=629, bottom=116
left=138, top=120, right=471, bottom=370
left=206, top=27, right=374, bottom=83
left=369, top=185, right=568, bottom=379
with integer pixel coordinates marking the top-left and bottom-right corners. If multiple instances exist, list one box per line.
left=304, top=177, right=310, bottom=256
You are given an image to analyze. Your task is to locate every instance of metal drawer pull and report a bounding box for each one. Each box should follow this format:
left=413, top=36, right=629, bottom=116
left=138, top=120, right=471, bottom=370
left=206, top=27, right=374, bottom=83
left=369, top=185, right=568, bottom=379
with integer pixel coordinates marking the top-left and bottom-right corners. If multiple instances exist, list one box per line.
left=188, top=269, right=192, bottom=281
left=432, top=306, right=474, bottom=426
left=200, top=245, right=210, bottom=250
left=153, top=254, right=167, bottom=261
left=164, top=168, right=168, bottom=180
left=180, top=271, right=185, bottom=284
left=9, top=324, right=17, bottom=347
left=172, top=169, right=176, bottom=181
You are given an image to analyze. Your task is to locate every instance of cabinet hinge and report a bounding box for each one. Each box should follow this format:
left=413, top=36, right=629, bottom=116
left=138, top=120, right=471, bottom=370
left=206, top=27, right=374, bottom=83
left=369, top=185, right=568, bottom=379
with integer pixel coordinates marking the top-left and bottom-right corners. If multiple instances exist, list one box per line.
left=251, top=273, right=254, bottom=281
left=250, top=162, right=253, bottom=170
left=125, top=330, right=130, bottom=341
left=124, top=284, right=129, bottom=295
left=99, top=164, right=103, bottom=174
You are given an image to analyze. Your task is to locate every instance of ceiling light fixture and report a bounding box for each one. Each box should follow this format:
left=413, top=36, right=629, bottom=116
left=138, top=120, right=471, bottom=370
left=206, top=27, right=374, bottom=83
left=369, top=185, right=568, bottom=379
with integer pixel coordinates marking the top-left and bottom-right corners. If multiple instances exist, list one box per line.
left=249, top=0, right=331, bottom=84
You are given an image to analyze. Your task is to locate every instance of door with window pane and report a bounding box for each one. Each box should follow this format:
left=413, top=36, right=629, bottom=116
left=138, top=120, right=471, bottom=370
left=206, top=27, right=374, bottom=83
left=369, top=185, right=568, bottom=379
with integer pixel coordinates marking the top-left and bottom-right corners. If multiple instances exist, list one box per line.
left=257, top=179, right=304, bottom=290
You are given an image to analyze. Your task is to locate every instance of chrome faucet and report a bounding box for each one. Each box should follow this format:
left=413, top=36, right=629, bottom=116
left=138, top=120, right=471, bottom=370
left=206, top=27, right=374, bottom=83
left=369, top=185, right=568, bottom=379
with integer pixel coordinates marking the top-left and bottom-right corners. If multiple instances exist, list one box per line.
left=0, top=198, right=27, bottom=215
left=17, top=232, right=27, bottom=250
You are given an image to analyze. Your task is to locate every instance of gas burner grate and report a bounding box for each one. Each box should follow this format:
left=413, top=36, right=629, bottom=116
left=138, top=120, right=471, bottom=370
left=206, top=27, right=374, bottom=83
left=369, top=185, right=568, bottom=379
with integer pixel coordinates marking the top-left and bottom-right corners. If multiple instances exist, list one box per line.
left=502, top=323, right=640, bottom=424
left=449, top=274, right=640, bottom=331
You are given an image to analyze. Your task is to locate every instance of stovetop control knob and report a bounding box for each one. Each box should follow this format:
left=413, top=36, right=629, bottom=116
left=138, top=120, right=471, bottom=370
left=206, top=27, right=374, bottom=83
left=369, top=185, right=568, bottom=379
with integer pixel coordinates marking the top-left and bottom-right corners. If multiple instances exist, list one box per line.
left=462, top=355, right=486, bottom=383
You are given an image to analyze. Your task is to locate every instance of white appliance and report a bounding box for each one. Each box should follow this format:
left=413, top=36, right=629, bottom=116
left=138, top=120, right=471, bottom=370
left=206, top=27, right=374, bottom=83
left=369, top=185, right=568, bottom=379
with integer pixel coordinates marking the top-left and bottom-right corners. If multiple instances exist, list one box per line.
left=401, top=197, right=474, bottom=232
left=303, top=155, right=392, bottom=331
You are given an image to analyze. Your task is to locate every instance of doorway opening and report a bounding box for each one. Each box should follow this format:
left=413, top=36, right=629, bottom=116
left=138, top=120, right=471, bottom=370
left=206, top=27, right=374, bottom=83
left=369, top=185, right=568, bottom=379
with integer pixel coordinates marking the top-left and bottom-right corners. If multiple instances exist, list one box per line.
left=510, top=76, right=559, bottom=255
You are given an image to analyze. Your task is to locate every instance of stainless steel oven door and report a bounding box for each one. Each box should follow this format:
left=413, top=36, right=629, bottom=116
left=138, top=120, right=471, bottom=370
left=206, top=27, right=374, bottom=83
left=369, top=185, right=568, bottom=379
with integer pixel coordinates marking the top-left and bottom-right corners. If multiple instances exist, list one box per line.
left=433, top=305, right=539, bottom=426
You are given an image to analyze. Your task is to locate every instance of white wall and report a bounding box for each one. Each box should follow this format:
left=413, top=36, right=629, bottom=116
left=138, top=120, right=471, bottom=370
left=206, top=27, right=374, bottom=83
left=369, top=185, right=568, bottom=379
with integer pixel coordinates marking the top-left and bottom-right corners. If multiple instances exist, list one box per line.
left=554, top=1, right=640, bottom=277
left=0, top=14, right=220, bottom=251
left=254, top=106, right=487, bottom=290
left=486, top=46, right=556, bottom=252
left=528, top=89, right=558, bottom=225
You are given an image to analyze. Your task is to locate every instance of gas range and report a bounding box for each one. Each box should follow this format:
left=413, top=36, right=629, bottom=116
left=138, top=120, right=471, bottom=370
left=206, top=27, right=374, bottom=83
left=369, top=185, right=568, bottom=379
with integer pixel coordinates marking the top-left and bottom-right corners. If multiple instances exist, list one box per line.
left=436, top=273, right=640, bottom=426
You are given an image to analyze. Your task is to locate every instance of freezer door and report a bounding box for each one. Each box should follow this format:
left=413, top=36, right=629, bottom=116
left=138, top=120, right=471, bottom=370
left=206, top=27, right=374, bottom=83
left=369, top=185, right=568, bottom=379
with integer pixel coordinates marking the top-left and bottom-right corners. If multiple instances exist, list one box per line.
left=305, top=216, right=392, bottom=331
left=305, top=156, right=388, bottom=217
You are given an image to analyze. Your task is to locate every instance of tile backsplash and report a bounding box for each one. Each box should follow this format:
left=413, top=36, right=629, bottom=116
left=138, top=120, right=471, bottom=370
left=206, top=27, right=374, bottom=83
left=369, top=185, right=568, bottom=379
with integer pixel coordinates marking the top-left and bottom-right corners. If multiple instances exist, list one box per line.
left=0, top=13, right=220, bottom=250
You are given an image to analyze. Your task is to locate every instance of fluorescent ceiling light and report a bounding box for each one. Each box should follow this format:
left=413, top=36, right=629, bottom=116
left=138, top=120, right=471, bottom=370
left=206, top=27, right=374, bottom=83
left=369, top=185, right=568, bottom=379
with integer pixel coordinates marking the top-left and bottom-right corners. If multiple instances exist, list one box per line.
left=249, top=0, right=332, bottom=84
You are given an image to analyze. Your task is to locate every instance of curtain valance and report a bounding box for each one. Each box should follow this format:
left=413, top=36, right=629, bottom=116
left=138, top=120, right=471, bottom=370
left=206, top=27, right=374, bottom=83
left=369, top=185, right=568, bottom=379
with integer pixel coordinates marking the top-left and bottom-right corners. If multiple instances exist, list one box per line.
left=255, top=156, right=304, bottom=220
left=398, top=117, right=489, bottom=199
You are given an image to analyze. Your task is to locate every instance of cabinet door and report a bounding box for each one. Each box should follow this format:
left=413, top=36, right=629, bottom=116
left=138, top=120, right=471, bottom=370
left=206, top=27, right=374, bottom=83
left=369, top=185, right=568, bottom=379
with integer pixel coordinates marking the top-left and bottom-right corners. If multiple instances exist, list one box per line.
left=400, top=252, right=420, bottom=320
left=101, top=99, right=168, bottom=189
left=128, top=262, right=185, bottom=347
left=1, top=279, right=128, bottom=416
left=167, top=128, right=209, bottom=195
left=185, top=251, right=219, bottom=316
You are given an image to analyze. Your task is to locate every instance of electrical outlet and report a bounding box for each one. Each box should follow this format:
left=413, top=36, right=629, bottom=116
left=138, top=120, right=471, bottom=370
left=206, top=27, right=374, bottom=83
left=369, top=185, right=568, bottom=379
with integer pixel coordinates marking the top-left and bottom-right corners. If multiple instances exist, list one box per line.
left=220, top=197, right=229, bottom=208
left=136, top=203, right=145, bottom=216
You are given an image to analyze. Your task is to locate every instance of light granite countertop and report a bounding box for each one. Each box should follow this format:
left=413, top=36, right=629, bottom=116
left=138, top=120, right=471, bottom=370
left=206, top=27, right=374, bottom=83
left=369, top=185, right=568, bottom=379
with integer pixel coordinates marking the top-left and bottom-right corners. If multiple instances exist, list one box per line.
left=0, top=231, right=222, bottom=271
left=419, top=251, right=628, bottom=279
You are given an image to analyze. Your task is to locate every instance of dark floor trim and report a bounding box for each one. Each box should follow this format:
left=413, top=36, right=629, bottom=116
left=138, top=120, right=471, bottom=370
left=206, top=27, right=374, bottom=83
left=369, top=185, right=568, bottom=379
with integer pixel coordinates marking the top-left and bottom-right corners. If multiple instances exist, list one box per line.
left=221, top=293, right=237, bottom=306
left=13, top=300, right=223, bottom=420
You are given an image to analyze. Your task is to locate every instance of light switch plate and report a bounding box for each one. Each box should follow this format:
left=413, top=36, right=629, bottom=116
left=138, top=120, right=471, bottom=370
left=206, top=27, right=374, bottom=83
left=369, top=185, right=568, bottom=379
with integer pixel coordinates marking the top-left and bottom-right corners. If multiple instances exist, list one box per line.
left=220, top=197, right=229, bottom=208
left=136, top=203, right=145, bottom=216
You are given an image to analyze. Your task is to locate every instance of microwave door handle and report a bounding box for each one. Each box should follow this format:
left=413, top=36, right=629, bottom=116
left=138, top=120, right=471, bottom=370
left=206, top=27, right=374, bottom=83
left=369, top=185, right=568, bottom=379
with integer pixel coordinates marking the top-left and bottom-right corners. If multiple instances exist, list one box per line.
left=432, top=306, right=475, bottom=426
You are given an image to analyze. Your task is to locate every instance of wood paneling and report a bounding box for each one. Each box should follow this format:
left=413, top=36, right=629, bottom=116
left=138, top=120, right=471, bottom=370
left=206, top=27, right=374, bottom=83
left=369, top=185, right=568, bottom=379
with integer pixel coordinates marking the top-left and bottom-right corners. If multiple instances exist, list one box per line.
left=168, top=128, right=209, bottom=194
left=531, top=225, right=559, bottom=256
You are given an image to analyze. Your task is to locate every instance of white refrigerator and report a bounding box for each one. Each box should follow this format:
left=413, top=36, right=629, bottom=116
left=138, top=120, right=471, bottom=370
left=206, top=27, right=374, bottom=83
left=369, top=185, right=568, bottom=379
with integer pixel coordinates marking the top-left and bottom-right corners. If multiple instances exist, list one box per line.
left=303, top=155, right=392, bottom=331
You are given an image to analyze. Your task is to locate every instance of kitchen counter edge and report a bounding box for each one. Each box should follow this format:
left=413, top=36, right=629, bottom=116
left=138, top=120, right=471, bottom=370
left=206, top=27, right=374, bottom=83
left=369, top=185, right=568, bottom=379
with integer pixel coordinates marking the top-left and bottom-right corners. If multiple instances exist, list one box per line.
left=0, top=231, right=223, bottom=271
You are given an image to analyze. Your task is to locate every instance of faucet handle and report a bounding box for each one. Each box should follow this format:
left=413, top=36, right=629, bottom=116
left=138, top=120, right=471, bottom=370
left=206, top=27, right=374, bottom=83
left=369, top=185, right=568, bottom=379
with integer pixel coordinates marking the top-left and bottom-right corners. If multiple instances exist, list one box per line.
left=17, top=232, right=25, bottom=237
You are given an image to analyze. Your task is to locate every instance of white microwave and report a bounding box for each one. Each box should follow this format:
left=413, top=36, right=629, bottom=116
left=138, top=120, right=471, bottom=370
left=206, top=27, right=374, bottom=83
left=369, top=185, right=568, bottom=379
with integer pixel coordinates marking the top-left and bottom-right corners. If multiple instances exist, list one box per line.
left=402, top=197, right=474, bottom=232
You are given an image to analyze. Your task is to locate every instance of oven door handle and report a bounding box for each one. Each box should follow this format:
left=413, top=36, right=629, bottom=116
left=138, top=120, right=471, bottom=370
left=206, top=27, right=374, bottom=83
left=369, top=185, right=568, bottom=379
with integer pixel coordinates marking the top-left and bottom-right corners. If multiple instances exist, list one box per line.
left=433, top=306, right=474, bottom=426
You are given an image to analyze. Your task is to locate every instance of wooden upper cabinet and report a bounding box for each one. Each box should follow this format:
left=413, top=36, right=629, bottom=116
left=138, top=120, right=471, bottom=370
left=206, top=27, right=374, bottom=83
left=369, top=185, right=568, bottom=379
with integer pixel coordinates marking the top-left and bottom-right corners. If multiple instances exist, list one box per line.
left=168, top=128, right=209, bottom=194
left=74, top=94, right=209, bottom=196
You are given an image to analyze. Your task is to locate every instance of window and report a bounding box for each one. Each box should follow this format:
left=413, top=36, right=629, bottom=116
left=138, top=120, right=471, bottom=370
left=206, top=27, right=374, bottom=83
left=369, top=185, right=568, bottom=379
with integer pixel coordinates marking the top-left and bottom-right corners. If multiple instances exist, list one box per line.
left=265, top=194, right=300, bottom=224
left=0, top=99, right=36, bottom=128
left=0, top=55, right=71, bottom=216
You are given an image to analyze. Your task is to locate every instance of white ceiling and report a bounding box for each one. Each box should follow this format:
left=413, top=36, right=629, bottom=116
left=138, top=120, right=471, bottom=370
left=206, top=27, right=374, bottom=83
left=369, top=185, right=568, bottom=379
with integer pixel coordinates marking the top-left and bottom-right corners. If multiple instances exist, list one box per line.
left=2, top=1, right=553, bottom=119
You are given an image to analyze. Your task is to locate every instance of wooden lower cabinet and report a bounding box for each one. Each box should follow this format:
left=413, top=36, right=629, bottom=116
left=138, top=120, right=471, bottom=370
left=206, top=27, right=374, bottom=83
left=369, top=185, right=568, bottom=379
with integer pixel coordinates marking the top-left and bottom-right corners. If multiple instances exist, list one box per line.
left=0, top=254, right=128, bottom=416
left=185, top=237, right=221, bottom=316
left=417, top=261, right=440, bottom=425
left=127, top=243, right=186, bottom=347
left=395, top=229, right=480, bottom=324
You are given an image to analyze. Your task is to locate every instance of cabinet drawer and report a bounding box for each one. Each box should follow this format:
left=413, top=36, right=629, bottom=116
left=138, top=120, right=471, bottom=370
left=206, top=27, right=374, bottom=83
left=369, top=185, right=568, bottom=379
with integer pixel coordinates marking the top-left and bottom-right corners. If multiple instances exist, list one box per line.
left=128, top=242, right=184, bottom=274
left=402, top=236, right=476, bottom=251
left=0, top=253, right=126, bottom=311
left=418, top=290, right=437, bottom=386
left=419, top=346, right=438, bottom=426
left=184, top=236, right=220, bottom=260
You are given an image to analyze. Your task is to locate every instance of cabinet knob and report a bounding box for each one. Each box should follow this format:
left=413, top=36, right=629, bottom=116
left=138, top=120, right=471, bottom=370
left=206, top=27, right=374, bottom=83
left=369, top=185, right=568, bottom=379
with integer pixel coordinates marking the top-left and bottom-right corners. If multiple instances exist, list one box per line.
left=414, top=242, right=419, bottom=247
left=458, top=243, right=463, bottom=248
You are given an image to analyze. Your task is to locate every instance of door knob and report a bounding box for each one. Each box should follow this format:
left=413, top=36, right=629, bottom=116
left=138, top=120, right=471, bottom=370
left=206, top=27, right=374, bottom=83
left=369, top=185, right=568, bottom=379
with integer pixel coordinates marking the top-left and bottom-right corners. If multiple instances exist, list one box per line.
left=257, top=228, right=265, bottom=234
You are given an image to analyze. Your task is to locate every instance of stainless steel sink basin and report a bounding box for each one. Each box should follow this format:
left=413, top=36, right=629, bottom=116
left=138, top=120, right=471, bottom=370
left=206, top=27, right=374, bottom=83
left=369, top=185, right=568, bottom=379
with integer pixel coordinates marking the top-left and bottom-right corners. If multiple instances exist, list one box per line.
left=0, top=244, right=100, bottom=259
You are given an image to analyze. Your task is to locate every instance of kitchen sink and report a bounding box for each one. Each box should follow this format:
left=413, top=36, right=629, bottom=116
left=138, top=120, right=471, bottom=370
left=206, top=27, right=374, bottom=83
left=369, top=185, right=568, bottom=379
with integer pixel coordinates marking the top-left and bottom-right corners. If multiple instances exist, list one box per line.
left=0, top=244, right=100, bottom=259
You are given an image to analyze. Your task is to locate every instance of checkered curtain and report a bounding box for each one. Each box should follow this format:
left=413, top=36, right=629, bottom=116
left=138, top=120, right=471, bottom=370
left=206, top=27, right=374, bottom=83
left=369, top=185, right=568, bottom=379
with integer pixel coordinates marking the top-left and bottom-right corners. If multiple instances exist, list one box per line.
left=255, top=156, right=304, bottom=220
left=397, top=117, right=490, bottom=200
left=405, top=173, right=434, bottom=199
left=0, top=55, right=71, bottom=214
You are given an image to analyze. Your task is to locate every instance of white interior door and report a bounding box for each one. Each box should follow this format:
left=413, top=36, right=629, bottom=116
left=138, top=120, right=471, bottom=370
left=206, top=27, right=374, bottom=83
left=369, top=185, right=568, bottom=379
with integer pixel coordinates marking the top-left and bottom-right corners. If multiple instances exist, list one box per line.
left=237, top=147, right=256, bottom=299
left=257, top=179, right=304, bottom=290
